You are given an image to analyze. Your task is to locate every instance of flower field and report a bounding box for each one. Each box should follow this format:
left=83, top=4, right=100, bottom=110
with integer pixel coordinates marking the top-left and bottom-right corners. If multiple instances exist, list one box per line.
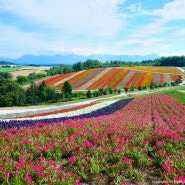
left=0, top=94, right=185, bottom=184
left=123, top=66, right=181, bottom=74
left=36, top=67, right=183, bottom=91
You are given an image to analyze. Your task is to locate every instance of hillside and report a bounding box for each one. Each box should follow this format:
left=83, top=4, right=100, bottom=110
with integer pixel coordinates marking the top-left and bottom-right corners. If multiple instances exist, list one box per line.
left=34, top=67, right=183, bottom=91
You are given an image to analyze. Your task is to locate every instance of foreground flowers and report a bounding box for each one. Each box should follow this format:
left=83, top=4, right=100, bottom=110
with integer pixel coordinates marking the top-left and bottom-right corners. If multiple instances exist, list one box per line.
left=0, top=94, right=184, bottom=184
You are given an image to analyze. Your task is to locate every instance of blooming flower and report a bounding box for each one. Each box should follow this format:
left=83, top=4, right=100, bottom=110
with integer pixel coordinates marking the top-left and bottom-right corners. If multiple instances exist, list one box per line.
left=15, top=163, right=24, bottom=170
left=27, top=175, right=34, bottom=183
left=6, top=172, right=10, bottom=179
left=124, top=156, right=131, bottom=164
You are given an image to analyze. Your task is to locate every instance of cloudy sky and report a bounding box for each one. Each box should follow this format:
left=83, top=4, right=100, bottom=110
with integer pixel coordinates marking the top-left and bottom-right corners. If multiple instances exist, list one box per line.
left=0, top=0, right=185, bottom=58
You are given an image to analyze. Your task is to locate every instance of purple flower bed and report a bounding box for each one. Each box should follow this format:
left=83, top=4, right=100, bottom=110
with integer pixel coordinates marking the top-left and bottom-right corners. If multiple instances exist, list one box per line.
left=0, top=98, right=133, bottom=130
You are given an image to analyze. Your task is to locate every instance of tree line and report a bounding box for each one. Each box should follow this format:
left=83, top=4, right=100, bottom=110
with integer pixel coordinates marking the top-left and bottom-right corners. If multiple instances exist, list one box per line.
left=0, top=76, right=182, bottom=107
left=0, top=79, right=122, bottom=107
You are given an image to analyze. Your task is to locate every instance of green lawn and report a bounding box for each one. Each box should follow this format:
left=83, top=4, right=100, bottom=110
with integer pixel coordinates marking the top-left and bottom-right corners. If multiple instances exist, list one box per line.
left=0, top=66, right=23, bottom=72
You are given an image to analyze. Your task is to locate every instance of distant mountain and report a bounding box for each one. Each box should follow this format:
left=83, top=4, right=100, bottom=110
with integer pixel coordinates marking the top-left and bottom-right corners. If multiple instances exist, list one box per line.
left=0, top=53, right=160, bottom=66
left=0, top=61, right=16, bottom=65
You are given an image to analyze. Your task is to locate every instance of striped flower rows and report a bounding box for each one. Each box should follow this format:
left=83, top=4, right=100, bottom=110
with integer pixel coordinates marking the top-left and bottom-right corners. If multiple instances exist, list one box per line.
left=74, top=68, right=105, bottom=90
left=125, top=66, right=182, bottom=74
left=77, top=68, right=111, bottom=90
left=55, top=69, right=95, bottom=90
left=2, top=100, right=118, bottom=122
left=38, top=67, right=182, bottom=90
left=87, top=68, right=118, bottom=90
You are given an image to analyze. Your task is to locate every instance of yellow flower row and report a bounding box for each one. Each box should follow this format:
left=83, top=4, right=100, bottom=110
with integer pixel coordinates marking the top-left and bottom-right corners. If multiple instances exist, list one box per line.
left=122, top=66, right=180, bottom=74
left=141, top=73, right=153, bottom=87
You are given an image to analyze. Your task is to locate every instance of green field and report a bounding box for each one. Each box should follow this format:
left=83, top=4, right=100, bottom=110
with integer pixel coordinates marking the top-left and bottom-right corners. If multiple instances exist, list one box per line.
left=0, top=66, right=22, bottom=72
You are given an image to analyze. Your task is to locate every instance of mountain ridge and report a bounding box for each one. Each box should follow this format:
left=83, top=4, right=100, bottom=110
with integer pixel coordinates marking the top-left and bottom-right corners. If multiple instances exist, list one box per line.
left=0, top=53, right=160, bottom=66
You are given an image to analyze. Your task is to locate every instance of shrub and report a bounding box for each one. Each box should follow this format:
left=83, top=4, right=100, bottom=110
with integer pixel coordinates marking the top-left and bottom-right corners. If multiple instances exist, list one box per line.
left=86, top=90, right=92, bottom=98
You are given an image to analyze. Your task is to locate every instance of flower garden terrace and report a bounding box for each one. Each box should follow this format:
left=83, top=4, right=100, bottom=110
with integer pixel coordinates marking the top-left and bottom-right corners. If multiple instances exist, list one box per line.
left=32, top=67, right=183, bottom=91
left=0, top=94, right=185, bottom=184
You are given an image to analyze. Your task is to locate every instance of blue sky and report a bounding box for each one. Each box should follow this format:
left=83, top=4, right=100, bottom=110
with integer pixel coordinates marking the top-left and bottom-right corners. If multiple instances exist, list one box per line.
left=0, top=0, right=185, bottom=58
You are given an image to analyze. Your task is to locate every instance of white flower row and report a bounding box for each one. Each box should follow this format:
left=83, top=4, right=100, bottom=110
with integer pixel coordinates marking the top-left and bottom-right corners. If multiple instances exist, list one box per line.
left=0, top=101, right=94, bottom=119
left=1, top=100, right=118, bottom=121
left=176, top=67, right=185, bottom=74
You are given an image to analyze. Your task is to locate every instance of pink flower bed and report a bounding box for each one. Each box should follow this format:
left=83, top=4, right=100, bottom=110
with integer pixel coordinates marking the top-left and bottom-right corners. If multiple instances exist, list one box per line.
left=0, top=94, right=184, bottom=184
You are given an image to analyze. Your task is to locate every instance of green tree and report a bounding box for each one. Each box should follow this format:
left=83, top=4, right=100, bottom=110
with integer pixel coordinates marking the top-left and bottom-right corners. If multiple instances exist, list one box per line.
left=37, top=81, right=48, bottom=102
left=0, top=78, right=26, bottom=107
left=16, top=75, right=29, bottom=84
left=129, top=86, right=134, bottom=91
left=86, top=90, right=92, bottom=98
left=124, top=87, right=128, bottom=92
left=98, top=88, right=104, bottom=95
left=150, top=83, right=155, bottom=90
left=103, top=89, right=108, bottom=95
left=0, top=72, right=12, bottom=79
left=108, top=87, right=113, bottom=94
left=113, top=88, right=118, bottom=94
left=45, top=87, right=60, bottom=102
left=26, top=81, right=39, bottom=105
left=138, top=86, right=142, bottom=91
left=62, top=81, right=72, bottom=94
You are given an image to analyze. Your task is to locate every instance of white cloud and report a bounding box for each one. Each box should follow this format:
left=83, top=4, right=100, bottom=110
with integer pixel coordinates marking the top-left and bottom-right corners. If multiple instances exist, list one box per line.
left=172, top=28, right=185, bottom=38
left=114, top=0, right=185, bottom=55
left=127, top=3, right=144, bottom=14
left=148, top=0, right=185, bottom=21
left=0, top=23, right=46, bottom=57
left=0, top=0, right=127, bottom=38
left=0, top=0, right=185, bottom=57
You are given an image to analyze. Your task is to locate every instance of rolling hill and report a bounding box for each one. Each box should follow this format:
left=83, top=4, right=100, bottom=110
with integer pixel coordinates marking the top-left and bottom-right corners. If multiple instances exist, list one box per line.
left=33, top=67, right=183, bottom=91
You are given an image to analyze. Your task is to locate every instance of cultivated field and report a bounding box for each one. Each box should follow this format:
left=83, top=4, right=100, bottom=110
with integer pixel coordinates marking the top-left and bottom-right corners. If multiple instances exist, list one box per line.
left=38, top=67, right=183, bottom=91
left=8, top=66, right=50, bottom=80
